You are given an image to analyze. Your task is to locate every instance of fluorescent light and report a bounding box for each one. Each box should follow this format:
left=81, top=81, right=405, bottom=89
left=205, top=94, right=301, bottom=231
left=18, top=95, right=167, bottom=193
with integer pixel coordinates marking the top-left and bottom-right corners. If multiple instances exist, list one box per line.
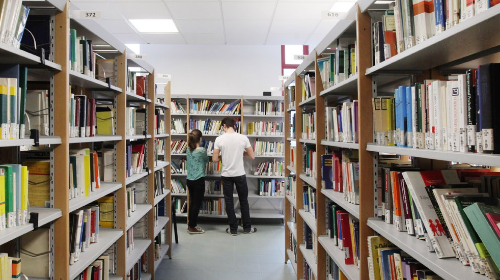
left=375, top=0, right=395, bottom=3
left=330, top=1, right=356, bottom=12
left=129, top=19, right=178, bottom=33
left=125, top=44, right=140, bottom=54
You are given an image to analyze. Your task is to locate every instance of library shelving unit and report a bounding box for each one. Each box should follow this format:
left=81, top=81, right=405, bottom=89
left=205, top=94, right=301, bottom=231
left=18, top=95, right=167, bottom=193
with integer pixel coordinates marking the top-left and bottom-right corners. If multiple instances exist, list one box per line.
left=170, top=95, right=286, bottom=221
left=283, top=0, right=500, bottom=280
left=0, top=1, right=172, bottom=279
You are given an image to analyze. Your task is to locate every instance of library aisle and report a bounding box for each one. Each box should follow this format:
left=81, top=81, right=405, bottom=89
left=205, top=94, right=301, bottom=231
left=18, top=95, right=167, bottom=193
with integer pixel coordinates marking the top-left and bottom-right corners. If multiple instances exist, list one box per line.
left=156, top=223, right=295, bottom=280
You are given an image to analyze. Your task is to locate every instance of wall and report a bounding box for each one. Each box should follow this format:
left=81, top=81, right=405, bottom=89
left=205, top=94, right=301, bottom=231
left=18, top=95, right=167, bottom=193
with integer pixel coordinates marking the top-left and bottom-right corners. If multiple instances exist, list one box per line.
left=141, top=44, right=282, bottom=97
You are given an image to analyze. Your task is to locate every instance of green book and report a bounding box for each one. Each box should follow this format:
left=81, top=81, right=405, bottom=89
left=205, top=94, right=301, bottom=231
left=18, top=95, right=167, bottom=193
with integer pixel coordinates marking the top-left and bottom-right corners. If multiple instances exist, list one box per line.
left=464, top=202, right=500, bottom=270
left=8, top=78, right=17, bottom=139
left=19, top=67, right=27, bottom=138
left=6, top=164, right=21, bottom=226
left=70, top=29, right=77, bottom=70
left=0, top=165, right=14, bottom=228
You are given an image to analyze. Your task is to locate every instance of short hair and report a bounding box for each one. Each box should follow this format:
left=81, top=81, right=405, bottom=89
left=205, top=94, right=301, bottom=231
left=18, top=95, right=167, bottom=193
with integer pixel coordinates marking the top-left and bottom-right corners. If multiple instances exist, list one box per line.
left=221, top=117, right=235, bottom=129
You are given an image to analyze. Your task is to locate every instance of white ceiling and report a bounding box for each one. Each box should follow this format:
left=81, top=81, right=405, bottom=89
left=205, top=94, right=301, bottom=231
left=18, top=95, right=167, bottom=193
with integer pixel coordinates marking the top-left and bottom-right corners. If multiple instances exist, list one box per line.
left=72, top=0, right=342, bottom=46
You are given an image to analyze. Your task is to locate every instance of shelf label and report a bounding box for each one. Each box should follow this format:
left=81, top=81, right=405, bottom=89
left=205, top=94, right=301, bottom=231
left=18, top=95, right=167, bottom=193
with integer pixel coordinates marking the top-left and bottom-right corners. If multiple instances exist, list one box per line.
left=71, top=10, right=102, bottom=19
left=322, top=11, right=349, bottom=20
left=294, top=55, right=306, bottom=60
left=157, top=74, right=172, bottom=80
left=270, top=87, right=283, bottom=91
left=279, top=76, right=289, bottom=81
left=128, top=54, right=148, bottom=60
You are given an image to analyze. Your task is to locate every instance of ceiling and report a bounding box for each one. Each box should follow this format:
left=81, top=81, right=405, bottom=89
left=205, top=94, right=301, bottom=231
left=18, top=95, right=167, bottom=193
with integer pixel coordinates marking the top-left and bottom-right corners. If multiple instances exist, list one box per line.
left=72, top=0, right=343, bottom=47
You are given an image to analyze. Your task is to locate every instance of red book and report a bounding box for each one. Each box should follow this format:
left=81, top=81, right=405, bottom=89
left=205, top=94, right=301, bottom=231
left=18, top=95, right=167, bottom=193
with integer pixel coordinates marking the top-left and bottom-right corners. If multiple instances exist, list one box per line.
left=486, top=213, right=500, bottom=238
left=339, top=212, right=354, bottom=264
left=384, top=31, right=397, bottom=59
left=136, top=76, right=147, bottom=96
left=92, top=152, right=100, bottom=189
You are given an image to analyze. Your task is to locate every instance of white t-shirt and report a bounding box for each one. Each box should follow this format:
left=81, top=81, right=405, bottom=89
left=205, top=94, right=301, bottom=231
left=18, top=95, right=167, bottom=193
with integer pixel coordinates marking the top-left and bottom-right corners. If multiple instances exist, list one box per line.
left=214, top=132, right=251, bottom=177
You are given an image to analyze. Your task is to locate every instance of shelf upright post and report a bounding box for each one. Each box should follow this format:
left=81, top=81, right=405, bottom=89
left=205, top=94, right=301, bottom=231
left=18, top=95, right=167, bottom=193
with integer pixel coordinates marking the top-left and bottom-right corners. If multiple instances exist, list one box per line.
left=147, top=72, right=156, bottom=278
left=284, top=86, right=292, bottom=264
left=164, top=81, right=172, bottom=259
left=53, top=2, right=70, bottom=279
left=314, top=51, right=327, bottom=280
left=357, top=4, right=375, bottom=280
left=294, top=74, right=305, bottom=279
left=115, top=51, right=128, bottom=278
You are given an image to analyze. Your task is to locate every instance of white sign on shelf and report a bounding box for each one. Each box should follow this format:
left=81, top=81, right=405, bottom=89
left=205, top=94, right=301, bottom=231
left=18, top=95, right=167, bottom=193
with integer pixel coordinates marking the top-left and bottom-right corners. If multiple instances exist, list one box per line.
left=279, top=76, right=289, bottom=81
left=71, top=10, right=102, bottom=19
left=294, top=54, right=306, bottom=60
left=322, top=11, right=351, bottom=20
left=270, top=87, right=283, bottom=91
left=157, top=74, right=172, bottom=80
left=128, top=54, right=148, bottom=60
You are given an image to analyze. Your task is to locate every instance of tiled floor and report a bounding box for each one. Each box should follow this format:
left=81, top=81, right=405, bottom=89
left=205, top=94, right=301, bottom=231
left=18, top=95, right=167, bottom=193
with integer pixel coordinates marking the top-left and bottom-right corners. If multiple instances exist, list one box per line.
left=155, top=222, right=296, bottom=280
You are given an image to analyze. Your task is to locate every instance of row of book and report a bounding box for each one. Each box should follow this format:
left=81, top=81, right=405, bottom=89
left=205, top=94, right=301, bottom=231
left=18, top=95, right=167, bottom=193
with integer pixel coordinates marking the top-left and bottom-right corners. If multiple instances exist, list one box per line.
left=155, top=109, right=166, bottom=135
left=0, top=1, right=29, bottom=49
left=287, top=86, right=296, bottom=110
left=125, top=107, right=145, bottom=137
left=70, top=30, right=96, bottom=78
left=302, top=112, right=316, bottom=140
left=286, top=175, right=297, bottom=198
left=326, top=102, right=359, bottom=143
left=253, top=160, right=285, bottom=177
left=317, top=39, right=357, bottom=90
left=303, top=185, right=317, bottom=219
left=375, top=168, right=500, bottom=278
left=302, top=74, right=316, bottom=102
left=322, top=151, right=360, bottom=205
left=153, top=170, right=166, bottom=198
left=69, top=206, right=100, bottom=265
left=170, top=100, right=186, bottom=114
left=171, top=179, right=186, bottom=194
left=171, top=118, right=186, bottom=134
left=155, top=139, right=165, bottom=156
left=253, top=101, right=285, bottom=116
left=189, top=99, right=241, bottom=115
left=247, top=121, right=284, bottom=136
left=170, top=160, right=186, bottom=175
left=126, top=71, right=147, bottom=97
left=74, top=254, right=112, bottom=280
left=253, top=140, right=284, bottom=156
left=206, top=161, right=222, bottom=175
left=127, top=257, right=145, bottom=280
left=126, top=142, right=145, bottom=177
left=69, top=95, right=116, bottom=137
left=126, top=184, right=145, bottom=217
left=373, top=1, right=498, bottom=66
left=303, top=145, right=317, bottom=179
left=189, top=118, right=241, bottom=135
left=258, top=179, right=285, bottom=196
left=325, top=201, right=360, bottom=266
left=0, top=71, right=30, bottom=140
left=326, top=256, right=350, bottom=280
left=0, top=164, right=28, bottom=229
left=171, top=140, right=187, bottom=154
left=303, top=223, right=318, bottom=280
left=367, top=235, right=440, bottom=280
left=171, top=160, right=222, bottom=176
left=0, top=253, right=21, bottom=279
left=373, top=64, right=500, bottom=153
left=199, top=198, right=226, bottom=215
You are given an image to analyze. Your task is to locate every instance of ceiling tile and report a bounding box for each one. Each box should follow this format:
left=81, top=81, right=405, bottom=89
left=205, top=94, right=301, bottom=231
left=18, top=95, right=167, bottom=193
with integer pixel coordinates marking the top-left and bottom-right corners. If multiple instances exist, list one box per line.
left=265, top=33, right=310, bottom=45
left=175, top=20, right=224, bottom=34
left=166, top=2, right=222, bottom=20
left=313, top=20, right=339, bottom=35
left=224, top=20, right=270, bottom=34
left=98, top=19, right=136, bottom=34
left=183, top=33, right=225, bottom=44
left=274, top=2, right=334, bottom=20
left=225, top=33, right=267, bottom=45
left=114, top=2, right=172, bottom=19
left=113, top=33, right=148, bottom=44
left=141, top=33, right=186, bottom=44
left=221, top=2, right=276, bottom=20
left=269, top=19, right=321, bottom=34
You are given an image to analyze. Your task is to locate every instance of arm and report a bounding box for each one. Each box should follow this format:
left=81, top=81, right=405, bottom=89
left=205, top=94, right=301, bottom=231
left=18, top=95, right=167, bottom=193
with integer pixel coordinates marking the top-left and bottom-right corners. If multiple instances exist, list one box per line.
left=244, top=146, right=255, bottom=160
left=212, top=148, right=220, bottom=162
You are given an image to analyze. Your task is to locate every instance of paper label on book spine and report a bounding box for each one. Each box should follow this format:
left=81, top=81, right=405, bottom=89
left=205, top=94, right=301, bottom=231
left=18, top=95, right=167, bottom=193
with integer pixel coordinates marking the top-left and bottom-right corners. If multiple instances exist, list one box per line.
left=0, top=215, right=5, bottom=230
left=7, top=212, right=15, bottom=228
left=459, top=129, right=467, bottom=152
left=482, top=129, right=493, bottom=151
left=385, top=209, right=392, bottom=223
left=20, top=124, right=25, bottom=139
left=415, top=219, right=425, bottom=237
left=2, top=124, right=8, bottom=139
left=406, top=219, right=415, bottom=235
left=467, top=125, right=476, bottom=145
left=407, top=132, right=413, bottom=148
left=426, top=134, right=435, bottom=150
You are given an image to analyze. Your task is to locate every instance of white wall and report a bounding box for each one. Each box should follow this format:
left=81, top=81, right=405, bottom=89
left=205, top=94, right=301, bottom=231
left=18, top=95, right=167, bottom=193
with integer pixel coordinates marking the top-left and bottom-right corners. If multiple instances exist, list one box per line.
left=141, top=44, right=282, bottom=97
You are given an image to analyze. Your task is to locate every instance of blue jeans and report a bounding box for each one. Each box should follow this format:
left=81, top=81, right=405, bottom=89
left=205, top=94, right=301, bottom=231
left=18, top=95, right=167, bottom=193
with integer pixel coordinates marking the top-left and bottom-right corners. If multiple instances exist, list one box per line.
left=222, top=175, right=251, bottom=232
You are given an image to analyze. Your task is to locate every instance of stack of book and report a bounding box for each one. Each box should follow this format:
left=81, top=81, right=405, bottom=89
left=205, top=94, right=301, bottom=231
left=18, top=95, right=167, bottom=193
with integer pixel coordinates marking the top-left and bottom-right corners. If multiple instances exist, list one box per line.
left=325, top=201, right=360, bottom=266
left=171, top=140, right=187, bottom=154
left=170, top=100, right=186, bottom=114
left=372, top=64, right=500, bottom=153
left=253, top=100, right=284, bottom=115
left=171, top=179, right=186, bottom=194
left=73, top=254, right=111, bottom=280
left=322, top=151, right=360, bottom=205
left=258, top=179, right=285, bottom=196
left=317, top=39, right=357, bottom=89
left=69, top=206, right=100, bottom=265
left=302, top=112, right=316, bottom=140
left=0, top=164, right=29, bottom=229
left=0, top=2, right=30, bottom=49
left=253, top=140, right=284, bottom=156
left=326, top=102, right=359, bottom=143
left=205, top=161, right=222, bottom=175
left=189, top=99, right=241, bottom=115
left=69, top=29, right=95, bottom=78
left=247, top=121, right=284, bottom=136
left=254, top=160, right=285, bottom=177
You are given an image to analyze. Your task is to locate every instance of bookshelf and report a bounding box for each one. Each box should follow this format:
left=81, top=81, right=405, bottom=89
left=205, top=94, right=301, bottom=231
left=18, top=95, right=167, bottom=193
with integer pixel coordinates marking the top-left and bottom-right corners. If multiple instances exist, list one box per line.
left=170, top=94, right=286, bottom=221
left=283, top=0, right=500, bottom=279
left=0, top=1, right=172, bottom=279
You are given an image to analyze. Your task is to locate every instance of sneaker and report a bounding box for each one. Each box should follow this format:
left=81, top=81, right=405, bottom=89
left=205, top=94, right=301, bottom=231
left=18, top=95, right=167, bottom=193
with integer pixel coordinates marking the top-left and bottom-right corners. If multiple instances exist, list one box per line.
left=226, top=228, right=237, bottom=236
left=187, top=226, right=205, bottom=234
left=244, top=227, right=257, bottom=234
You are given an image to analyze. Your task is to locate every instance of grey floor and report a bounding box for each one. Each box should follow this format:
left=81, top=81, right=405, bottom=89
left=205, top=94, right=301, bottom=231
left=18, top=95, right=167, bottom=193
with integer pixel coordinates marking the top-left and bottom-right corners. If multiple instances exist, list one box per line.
left=155, top=222, right=296, bottom=280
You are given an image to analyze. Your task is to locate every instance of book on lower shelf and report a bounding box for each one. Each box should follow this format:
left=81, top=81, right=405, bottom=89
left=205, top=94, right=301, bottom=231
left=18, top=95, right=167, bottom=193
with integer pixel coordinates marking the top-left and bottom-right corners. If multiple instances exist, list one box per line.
left=171, top=118, right=186, bottom=134
left=69, top=148, right=108, bottom=200
left=170, top=159, right=186, bottom=175
left=253, top=160, right=285, bottom=177
left=302, top=111, right=316, bottom=140
left=286, top=175, right=296, bottom=199
left=257, top=179, right=284, bottom=197
left=253, top=100, right=284, bottom=116
left=127, top=253, right=147, bottom=280
left=69, top=206, right=100, bottom=265
left=322, top=151, right=359, bottom=205
left=170, top=100, right=186, bottom=114
left=171, top=179, right=186, bottom=194
left=287, top=86, right=295, bottom=110
left=303, top=185, right=317, bottom=219
left=253, top=140, right=284, bottom=156
left=303, top=145, right=317, bottom=179
left=190, top=118, right=241, bottom=135
left=73, top=254, right=112, bottom=280
left=125, top=107, right=146, bottom=137
left=126, top=141, right=146, bottom=177
left=247, top=121, right=283, bottom=136
left=326, top=102, right=359, bottom=143
left=0, top=1, right=30, bottom=50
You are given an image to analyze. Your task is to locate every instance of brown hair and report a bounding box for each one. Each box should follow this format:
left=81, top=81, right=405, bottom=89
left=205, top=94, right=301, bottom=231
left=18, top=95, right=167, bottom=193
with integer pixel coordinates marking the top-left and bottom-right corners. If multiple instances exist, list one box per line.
left=221, top=117, right=235, bottom=129
left=188, top=129, right=202, bottom=152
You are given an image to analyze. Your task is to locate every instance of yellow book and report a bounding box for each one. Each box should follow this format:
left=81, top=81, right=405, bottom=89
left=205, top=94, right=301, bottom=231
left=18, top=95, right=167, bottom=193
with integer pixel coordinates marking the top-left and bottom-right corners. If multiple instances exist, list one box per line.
left=7, top=78, right=17, bottom=140
left=367, top=236, right=394, bottom=280
left=97, top=195, right=114, bottom=228
left=23, top=161, right=50, bottom=207
left=71, top=149, right=91, bottom=196
left=339, top=270, right=348, bottom=280
left=96, top=107, right=114, bottom=135
left=21, top=166, right=28, bottom=225
left=248, top=123, right=254, bottom=135
left=349, top=217, right=357, bottom=266
left=351, top=48, right=356, bottom=74
left=384, top=97, right=395, bottom=146
left=0, top=79, right=9, bottom=140
left=0, top=169, right=5, bottom=230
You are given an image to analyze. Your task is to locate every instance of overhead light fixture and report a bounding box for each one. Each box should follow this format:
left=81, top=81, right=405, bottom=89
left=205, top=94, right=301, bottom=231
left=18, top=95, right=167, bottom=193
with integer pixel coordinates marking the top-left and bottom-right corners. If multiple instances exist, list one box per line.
left=374, top=0, right=395, bottom=3
left=125, top=44, right=140, bottom=54
left=129, top=19, right=178, bottom=33
left=330, top=1, right=356, bottom=12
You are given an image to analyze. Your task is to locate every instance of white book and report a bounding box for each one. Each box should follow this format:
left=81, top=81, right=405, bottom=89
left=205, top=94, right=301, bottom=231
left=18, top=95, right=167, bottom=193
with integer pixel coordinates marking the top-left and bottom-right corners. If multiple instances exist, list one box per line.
left=432, top=81, right=444, bottom=150
left=411, top=86, right=418, bottom=148
left=424, top=0, right=437, bottom=40
left=457, top=74, right=468, bottom=153
left=426, top=81, right=435, bottom=149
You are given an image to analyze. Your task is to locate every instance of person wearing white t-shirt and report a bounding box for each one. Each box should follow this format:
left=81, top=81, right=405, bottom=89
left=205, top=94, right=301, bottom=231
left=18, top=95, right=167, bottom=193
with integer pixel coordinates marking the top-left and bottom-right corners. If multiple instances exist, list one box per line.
left=212, top=117, right=256, bottom=236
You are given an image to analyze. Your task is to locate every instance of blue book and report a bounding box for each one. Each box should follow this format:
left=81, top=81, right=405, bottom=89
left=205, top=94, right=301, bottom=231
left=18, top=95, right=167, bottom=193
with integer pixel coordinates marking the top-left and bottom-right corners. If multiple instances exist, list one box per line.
left=406, top=86, right=413, bottom=148
left=379, top=248, right=401, bottom=280
left=321, top=154, right=333, bottom=189
left=394, top=88, right=400, bottom=146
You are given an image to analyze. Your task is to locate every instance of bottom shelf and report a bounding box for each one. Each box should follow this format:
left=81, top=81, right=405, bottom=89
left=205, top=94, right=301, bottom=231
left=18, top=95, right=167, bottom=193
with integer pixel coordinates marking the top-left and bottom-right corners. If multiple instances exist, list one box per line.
left=287, top=249, right=297, bottom=275
left=154, top=244, right=170, bottom=272
left=299, top=244, right=318, bottom=277
left=126, top=239, right=152, bottom=272
left=318, top=236, right=359, bottom=280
